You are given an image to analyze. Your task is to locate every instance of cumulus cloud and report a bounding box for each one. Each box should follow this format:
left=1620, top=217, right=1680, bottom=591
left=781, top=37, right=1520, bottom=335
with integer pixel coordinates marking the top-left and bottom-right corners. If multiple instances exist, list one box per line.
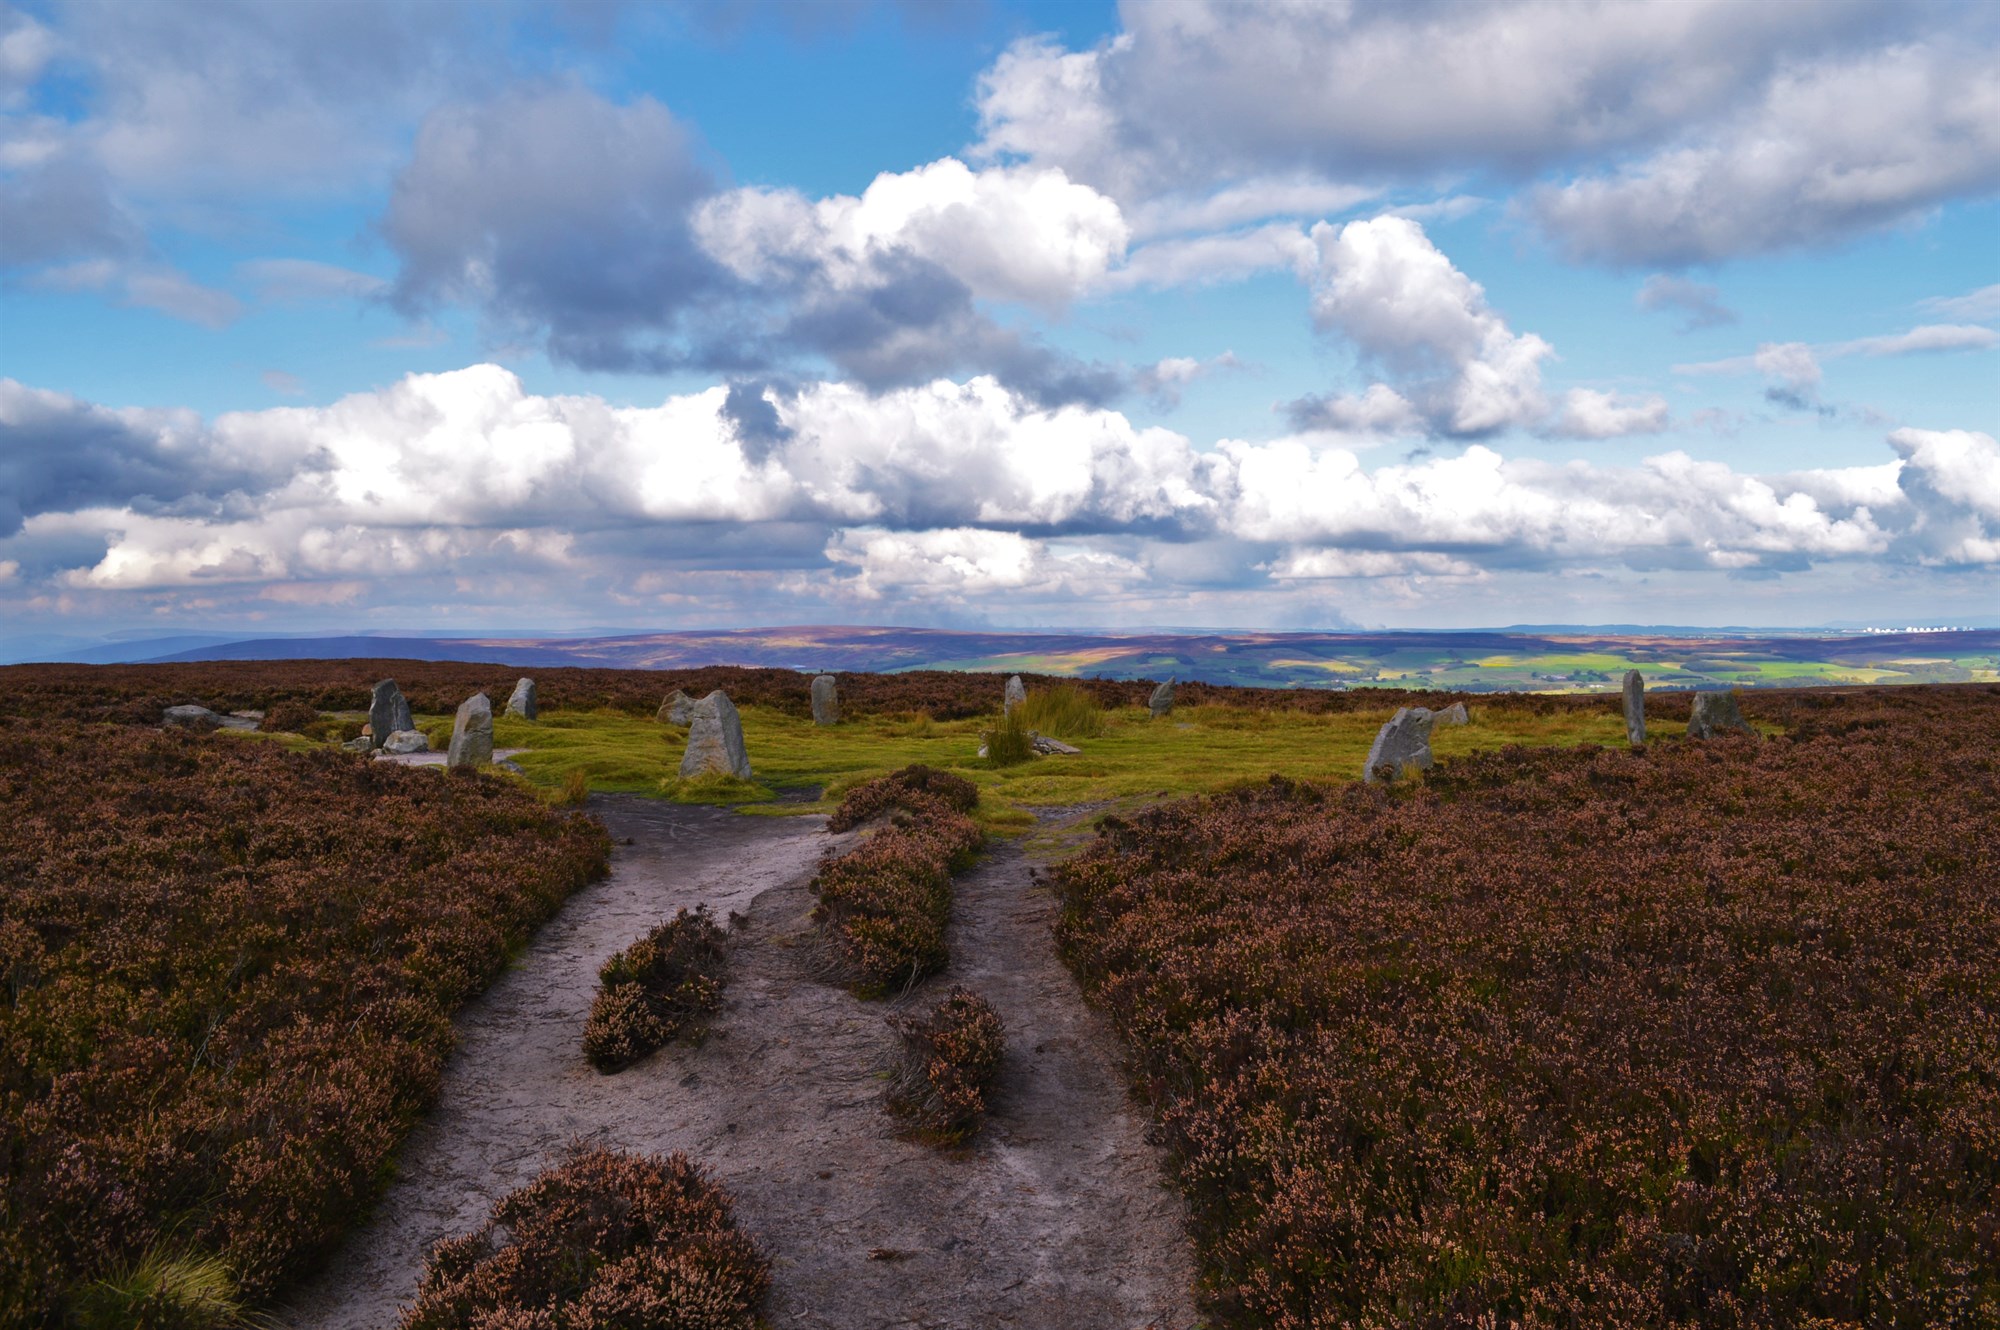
left=1636, top=274, right=1736, bottom=331
left=1753, top=342, right=1824, bottom=411
left=6, top=366, right=1989, bottom=625
left=1294, top=216, right=1552, bottom=437
left=1550, top=389, right=1671, bottom=439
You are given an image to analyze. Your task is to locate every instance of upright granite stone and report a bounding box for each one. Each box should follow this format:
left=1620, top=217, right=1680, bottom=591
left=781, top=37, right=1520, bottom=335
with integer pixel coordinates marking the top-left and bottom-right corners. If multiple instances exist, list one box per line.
left=369, top=680, right=413, bottom=752
left=1363, top=706, right=1436, bottom=784
left=505, top=677, right=538, bottom=721
left=811, top=674, right=840, bottom=726
left=1435, top=701, right=1469, bottom=726
left=447, top=693, right=494, bottom=770
left=657, top=690, right=699, bottom=726
left=1687, top=689, right=1754, bottom=740
left=1004, top=675, right=1026, bottom=716
left=679, top=690, right=752, bottom=780
left=1148, top=677, right=1176, bottom=718
left=162, top=704, right=223, bottom=732
left=1623, top=670, right=1647, bottom=745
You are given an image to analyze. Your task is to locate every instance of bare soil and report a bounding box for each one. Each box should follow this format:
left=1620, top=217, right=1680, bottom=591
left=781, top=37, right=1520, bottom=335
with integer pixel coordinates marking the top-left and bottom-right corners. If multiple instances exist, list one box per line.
left=280, top=795, right=1195, bottom=1329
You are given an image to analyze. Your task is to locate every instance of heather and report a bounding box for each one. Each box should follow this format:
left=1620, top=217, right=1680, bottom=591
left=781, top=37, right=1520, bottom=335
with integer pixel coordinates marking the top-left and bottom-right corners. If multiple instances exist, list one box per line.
left=0, top=719, right=610, bottom=1325
left=583, top=907, right=729, bottom=1073
left=398, top=1146, right=768, bottom=1330
left=812, top=767, right=985, bottom=995
left=886, top=987, right=1005, bottom=1145
left=826, top=763, right=979, bottom=831
left=1049, top=685, right=2000, bottom=1328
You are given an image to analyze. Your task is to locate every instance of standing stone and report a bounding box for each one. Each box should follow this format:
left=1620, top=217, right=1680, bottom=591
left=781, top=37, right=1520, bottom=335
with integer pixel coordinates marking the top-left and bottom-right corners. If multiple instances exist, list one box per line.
left=811, top=674, right=840, bottom=726
left=162, top=704, right=223, bottom=732
left=369, top=680, right=413, bottom=752
left=679, top=691, right=752, bottom=780
left=505, top=677, right=538, bottom=721
left=1148, top=677, right=1176, bottom=718
left=1435, top=701, right=1469, bottom=726
left=1004, top=676, right=1026, bottom=716
left=447, top=693, right=494, bottom=770
left=657, top=689, right=699, bottom=726
left=1622, top=670, right=1647, bottom=745
left=1363, top=707, right=1437, bottom=784
left=1687, top=689, right=1754, bottom=740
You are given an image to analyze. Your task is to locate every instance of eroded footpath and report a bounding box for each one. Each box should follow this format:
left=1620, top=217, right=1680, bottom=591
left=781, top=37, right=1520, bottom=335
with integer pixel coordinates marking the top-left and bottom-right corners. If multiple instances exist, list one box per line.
left=281, top=795, right=1195, bottom=1329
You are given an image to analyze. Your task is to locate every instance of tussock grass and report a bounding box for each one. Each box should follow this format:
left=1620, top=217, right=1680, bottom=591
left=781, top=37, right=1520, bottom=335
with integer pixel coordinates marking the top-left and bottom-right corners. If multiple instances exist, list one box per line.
left=982, top=706, right=1034, bottom=767
left=1018, top=681, right=1104, bottom=739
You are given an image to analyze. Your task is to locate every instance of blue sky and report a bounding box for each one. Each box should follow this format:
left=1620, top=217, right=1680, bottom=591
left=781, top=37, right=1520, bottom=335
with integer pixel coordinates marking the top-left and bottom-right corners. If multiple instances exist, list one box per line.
left=2, top=0, right=1996, bottom=645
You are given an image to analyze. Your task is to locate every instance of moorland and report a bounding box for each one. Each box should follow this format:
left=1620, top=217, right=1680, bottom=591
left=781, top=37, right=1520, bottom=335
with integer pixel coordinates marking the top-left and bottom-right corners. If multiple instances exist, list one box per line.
left=1, top=659, right=1994, bottom=1328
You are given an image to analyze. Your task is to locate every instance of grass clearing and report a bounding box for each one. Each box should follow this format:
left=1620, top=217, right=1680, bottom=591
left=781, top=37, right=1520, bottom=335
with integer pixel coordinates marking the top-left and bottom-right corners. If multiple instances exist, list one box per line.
left=494, top=701, right=1639, bottom=825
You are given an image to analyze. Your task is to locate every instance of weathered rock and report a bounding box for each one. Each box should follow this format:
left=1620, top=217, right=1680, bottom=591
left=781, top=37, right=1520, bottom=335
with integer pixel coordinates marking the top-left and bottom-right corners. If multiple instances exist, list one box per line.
left=1363, top=707, right=1436, bottom=784
left=380, top=729, right=431, bottom=755
left=1004, top=675, right=1026, bottom=716
left=1148, top=677, right=1176, bottom=718
left=1687, top=689, right=1753, bottom=740
left=341, top=735, right=374, bottom=753
left=811, top=674, right=840, bottom=726
left=447, top=693, right=494, bottom=770
left=657, top=689, right=700, bottom=726
left=369, top=680, right=413, bottom=752
left=1435, top=701, right=1469, bottom=726
left=1623, top=670, right=1647, bottom=745
left=505, top=677, right=538, bottom=721
left=1029, top=731, right=1081, bottom=755
left=679, top=690, right=752, bottom=780
left=162, top=704, right=223, bottom=732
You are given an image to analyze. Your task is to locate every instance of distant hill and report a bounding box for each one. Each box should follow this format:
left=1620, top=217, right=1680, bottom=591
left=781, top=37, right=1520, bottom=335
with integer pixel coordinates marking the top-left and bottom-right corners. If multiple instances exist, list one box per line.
left=126, top=625, right=2000, bottom=693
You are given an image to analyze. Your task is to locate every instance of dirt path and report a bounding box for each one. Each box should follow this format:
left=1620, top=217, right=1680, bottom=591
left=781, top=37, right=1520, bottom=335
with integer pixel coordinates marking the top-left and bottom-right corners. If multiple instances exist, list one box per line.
left=281, top=796, right=1195, bottom=1329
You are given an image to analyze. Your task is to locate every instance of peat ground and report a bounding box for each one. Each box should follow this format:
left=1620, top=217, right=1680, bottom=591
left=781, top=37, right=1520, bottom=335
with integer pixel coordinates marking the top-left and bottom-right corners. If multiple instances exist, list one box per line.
left=280, top=795, right=1194, bottom=1329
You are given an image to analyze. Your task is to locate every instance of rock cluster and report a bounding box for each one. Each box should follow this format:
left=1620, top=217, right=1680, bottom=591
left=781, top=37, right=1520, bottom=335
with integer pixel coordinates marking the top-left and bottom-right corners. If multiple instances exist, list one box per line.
left=679, top=691, right=753, bottom=781
left=369, top=680, right=414, bottom=751
left=1687, top=690, right=1754, bottom=739
left=1149, top=678, right=1176, bottom=718
left=1623, top=670, right=1647, bottom=745
left=811, top=674, right=840, bottom=726
left=505, top=677, right=537, bottom=720
left=448, top=693, right=494, bottom=770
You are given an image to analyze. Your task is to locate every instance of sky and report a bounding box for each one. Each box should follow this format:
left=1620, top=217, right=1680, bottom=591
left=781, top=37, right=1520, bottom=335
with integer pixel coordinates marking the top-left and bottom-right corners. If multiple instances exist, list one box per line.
left=1, top=0, right=1996, bottom=647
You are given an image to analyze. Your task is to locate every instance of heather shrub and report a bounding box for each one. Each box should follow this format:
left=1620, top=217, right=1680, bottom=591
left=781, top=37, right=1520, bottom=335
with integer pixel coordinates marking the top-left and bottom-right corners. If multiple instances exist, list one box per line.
left=1051, top=686, right=2000, bottom=1328
left=398, top=1146, right=768, bottom=1330
left=583, top=908, right=728, bottom=1073
left=0, top=720, right=610, bottom=1321
left=812, top=779, right=983, bottom=996
left=828, top=764, right=979, bottom=831
left=256, top=699, right=320, bottom=734
left=983, top=706, right=1033, bottom=767
left=1020, top=681, right=1104, bottom=739
left=886, top=987, right=1004, bottom=1144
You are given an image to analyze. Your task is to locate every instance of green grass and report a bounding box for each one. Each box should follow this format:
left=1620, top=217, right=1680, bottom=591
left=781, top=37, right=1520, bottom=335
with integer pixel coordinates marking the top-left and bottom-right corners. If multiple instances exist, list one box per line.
left=488, top=701, right=1640, bottom=826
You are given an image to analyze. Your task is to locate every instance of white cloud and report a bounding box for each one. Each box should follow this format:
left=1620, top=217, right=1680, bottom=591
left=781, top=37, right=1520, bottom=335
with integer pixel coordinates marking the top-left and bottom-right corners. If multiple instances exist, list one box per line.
left=1301, top=216, right=1551, bottom=436
left=824, top=526, right=1145, bottom=601
left=1552, top=389, right=1671, bottom=439
left=240, top=257, right=388, bottom=304
left=1888, top=427, right=2000, bottom=565
left=1636, top=274, right=1736, bottom=331
left=1919, top=283, right=2000, bottom=321
left=1827, top=325, right=1998, bottom=357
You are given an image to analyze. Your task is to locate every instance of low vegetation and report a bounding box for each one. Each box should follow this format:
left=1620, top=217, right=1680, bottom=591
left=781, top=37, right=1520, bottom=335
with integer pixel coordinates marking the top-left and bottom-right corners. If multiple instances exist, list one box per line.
left=0, top=720, right=610, bottom=1325
left=811, top=767, right=985, bottom=995
left=583, top=907, right=729, bottom=1073
left=1019, top=680, right=1106, bottom=739
left=1049, top=685, right=2000, bottom=1327
left=886, top=987, right=1005, bottom=1145
left=398, top=1146, right=768, bottom=1330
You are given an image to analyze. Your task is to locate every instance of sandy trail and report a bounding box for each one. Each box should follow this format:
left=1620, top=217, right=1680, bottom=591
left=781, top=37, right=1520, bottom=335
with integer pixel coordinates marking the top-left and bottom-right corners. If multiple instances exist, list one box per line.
left=281, top=796, right=1194, bottom=1329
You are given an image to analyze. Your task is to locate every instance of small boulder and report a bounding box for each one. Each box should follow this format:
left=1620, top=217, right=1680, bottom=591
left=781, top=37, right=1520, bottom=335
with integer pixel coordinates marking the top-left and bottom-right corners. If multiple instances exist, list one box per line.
left=679, top=691, right=752, bottom=780
left=811, top=674, right=840, bottom=726
left=447, top=693, right=494, bottom=770
left=1363, top=707, right=1436, bottom=784
left=1687, top=689, right=1753, bottom=740
left=1434, top=701, right=1469, bottom=726
left=505, top=677, right=538, bottom=721
left=1004, top=675, right=1026, bottom=716
left=657, top=689, right=699, bottom=726
left=369, top=680, right=414, bottom=752
left=1029, top=731, right=1080, bottom=755
left=341, top=735, right=374, bottom=753
left=162, top=704, right=223, bottom=732
left=1148, top=677, right=1176, bottom=718
left=1622, top=670, right=1647, bottom=745
left=380, top=729, right=431, bottom=755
